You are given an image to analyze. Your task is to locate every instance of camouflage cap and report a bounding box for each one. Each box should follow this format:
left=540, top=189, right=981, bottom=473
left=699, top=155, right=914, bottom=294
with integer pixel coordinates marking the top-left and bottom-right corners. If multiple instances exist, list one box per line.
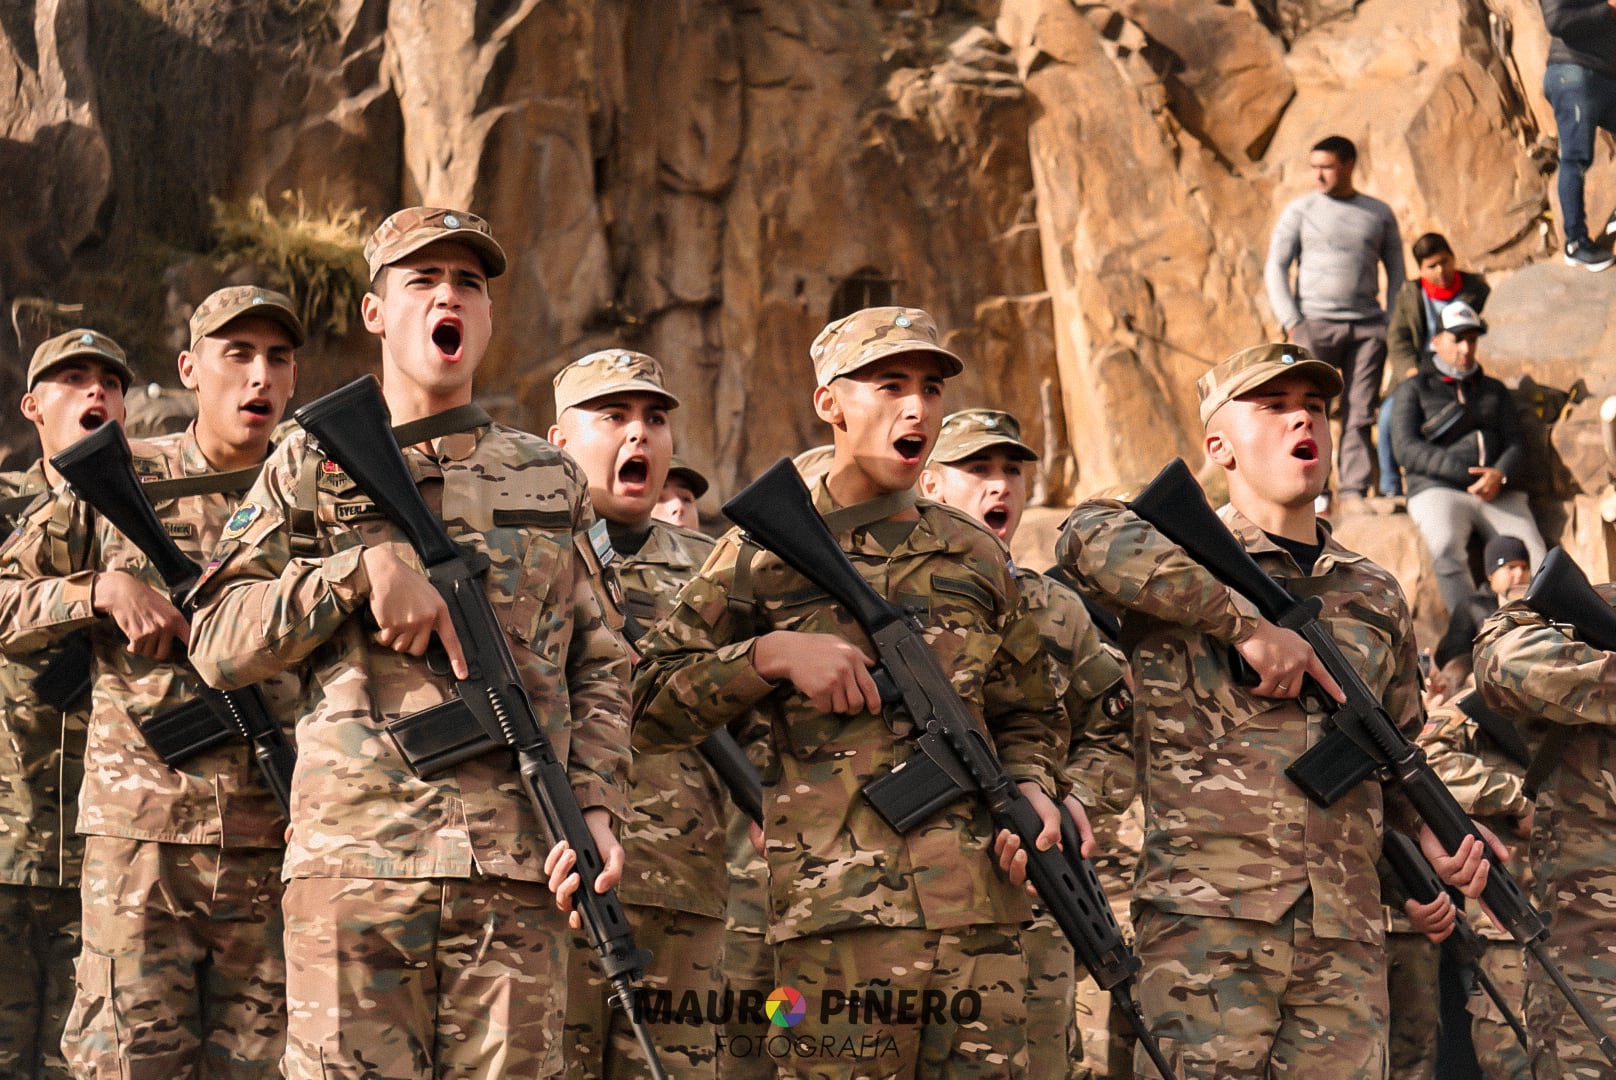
left=188, top=285, right=306, bottom=350
left=792, top=443, right=835, bottom=483
left=665, top=455, right=709, bottom=499
left=364, top=206, right=508, bottom=281
left=929, top=408, right=1038, bottom=466
left=554, top=349, right=680, bottom=414
left=810, top=306, right=964, bottom=386
left=27, top=328, right=134, bottom=392
left=1197, top=342, right=1343, bottom=426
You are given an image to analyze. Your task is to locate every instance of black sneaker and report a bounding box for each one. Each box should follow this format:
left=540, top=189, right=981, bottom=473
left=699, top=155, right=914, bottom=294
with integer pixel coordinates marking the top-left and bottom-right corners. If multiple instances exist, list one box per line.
left=1565, top=240, right=1615, bottom=271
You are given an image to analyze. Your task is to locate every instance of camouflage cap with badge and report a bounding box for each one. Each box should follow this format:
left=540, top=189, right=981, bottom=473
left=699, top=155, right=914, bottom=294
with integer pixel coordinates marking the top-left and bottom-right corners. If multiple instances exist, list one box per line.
left=553, top=349, right=680, bottom=414
left=929, top=409, right=1038, bottom=466
left=189, top=285, right=307, bottom=351
left=28, top=328, right=135, bottom=392
left=1196, top=342, right=1343, bottom=426
left=364, top=206, right=508, bottom=281
left=810, top=306, right=964, bottom=386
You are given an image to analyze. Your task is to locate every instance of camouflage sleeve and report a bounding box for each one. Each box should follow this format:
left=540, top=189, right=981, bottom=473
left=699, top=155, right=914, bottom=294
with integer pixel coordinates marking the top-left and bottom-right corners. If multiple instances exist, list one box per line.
left=188, top=437, right=371, bottom=689
left=1064, top=639, right=1137, bottom=815
left=1056, top=499, right=1264, bottom=643
left=1475, top=599, right=1616, bottom=728
left=982, top=585, right=1068, bottom=802
left=560, top=491, right=632, bottom=820
left=1418, top=705, right=1531, bottom=822
left=632, top=535, right=779, bottom=755
left=0, top=487, right=98, bottom=655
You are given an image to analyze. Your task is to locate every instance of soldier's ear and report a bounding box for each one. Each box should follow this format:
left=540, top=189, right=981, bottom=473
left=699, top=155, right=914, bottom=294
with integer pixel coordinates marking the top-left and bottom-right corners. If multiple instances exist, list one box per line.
left=917, top=468, right=941, bottom=499
left=1205, top=429, right=1235, bottom=469
left=177, top=349, right=200, bottom=391
left=813, top=384, right=843, bottom=427
left=360, top=291, right=385, bottom=335
left=19, top=392, right=41, bottom=426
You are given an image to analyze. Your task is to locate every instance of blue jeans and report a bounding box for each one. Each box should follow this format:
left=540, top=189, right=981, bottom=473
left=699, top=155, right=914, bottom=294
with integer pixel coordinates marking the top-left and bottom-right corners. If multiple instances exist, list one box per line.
left=1545, top=62, right=1616, bottom=244
left=1377, top=389, right=1401, bottom=495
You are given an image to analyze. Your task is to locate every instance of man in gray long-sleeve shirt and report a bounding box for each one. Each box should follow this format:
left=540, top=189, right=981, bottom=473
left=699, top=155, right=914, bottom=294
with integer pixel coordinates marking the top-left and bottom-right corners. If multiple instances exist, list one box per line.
left=1265, top=134, right=1404, bottom=503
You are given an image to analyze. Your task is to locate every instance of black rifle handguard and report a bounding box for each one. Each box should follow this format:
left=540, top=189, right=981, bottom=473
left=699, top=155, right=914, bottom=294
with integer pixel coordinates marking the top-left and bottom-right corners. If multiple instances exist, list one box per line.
left=1128, top=457, right=1616, bottom=1066
left=50, top=422, right=295, bottom=817
left=293, top=376, right=668, bottom=1080
left=724, top=458, right=1177, bottom=1080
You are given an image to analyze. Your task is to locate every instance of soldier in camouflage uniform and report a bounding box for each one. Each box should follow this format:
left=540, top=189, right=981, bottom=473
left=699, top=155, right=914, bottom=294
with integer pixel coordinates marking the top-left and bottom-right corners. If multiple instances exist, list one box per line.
left=624, top=306, right=1073, bottom=1079
left=0, top=329, right=131, bottom=1079
left=1472, top=566, right=1616, bottom=1080
left=1056, top=343, right=1454, bottom=1078
left=187, top=207, right=633, bottom=1080
left=548, top=350, right=727, bottom=1079
left=0, top=293, right=304, bottom=1079
left=919, top=407, right=1136, bottom=1079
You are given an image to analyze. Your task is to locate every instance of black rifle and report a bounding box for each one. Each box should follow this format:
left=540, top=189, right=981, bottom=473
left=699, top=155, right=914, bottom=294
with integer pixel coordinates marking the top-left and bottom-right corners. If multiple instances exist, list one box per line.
left=1382, top=831, right=1529, bottom=1050
left=1129, top=458, right=1616, bottom=1066
left=724, top=458, right=1177, bottom=1080
left=588, top=522, right=764, bottom=827
left=50, top=422, right=294, bottom=816
left=293, top=376, right=668, bottom=1080
left=1524, top=546, right=1616, bottom=652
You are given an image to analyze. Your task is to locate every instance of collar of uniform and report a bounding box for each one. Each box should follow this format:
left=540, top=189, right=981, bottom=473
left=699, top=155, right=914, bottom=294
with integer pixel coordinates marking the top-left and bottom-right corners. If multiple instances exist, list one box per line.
left=808, top=475, right=959, bottom=558
left=1218, top=503, right=1366, bottom=576
left=638, top=519, right=700, bottom=570
left=179, top=424, right=211, bottom=476
left=401, top=425, right=484, bottom=465
left=20, top=457, right=49, bottom=495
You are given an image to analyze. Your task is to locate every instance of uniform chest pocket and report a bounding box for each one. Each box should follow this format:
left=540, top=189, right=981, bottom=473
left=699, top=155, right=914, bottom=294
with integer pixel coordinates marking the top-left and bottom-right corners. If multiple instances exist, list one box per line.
left=490, top=523, right=570, bottom=649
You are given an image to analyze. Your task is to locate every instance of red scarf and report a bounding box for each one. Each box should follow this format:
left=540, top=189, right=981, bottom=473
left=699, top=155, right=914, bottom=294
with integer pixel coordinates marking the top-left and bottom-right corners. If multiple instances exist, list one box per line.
left=1422, top=271, right=1463, bottom=302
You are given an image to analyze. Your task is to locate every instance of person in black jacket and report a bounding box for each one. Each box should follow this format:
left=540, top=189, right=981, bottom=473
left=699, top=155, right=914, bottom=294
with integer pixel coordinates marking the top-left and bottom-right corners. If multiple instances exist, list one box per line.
left=1390, top=301, right=1546, bottom=616
left=1542, top=0, right=1616, bottom=270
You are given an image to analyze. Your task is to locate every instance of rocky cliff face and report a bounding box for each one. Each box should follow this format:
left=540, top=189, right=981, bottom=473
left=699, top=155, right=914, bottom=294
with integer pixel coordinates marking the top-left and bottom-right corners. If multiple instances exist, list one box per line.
left=0, top=0, right=1586, bottom=520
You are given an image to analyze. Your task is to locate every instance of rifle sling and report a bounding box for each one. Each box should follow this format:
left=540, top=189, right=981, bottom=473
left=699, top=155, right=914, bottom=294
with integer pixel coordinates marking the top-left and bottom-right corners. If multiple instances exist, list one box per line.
left=391, top=403, right=492, bottom=449
left=0, top=491, right=40, bottom=520
left=729, top=487, right=917, bottom=619
left=141, top=465, right=262, bottom=502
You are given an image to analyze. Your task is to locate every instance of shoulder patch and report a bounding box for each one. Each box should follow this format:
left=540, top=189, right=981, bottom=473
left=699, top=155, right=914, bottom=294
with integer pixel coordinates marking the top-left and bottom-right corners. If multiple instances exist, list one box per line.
left=220, top=504, right=263, bottom=542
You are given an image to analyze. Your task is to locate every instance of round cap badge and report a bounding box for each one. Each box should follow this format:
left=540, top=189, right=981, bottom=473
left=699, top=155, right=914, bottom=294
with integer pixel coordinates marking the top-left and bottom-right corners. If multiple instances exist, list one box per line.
left=895, top=315, right=911, bottom=328
left=80, top=333, right=94, bottom=345
left=444, top=214, right=461, bottom=229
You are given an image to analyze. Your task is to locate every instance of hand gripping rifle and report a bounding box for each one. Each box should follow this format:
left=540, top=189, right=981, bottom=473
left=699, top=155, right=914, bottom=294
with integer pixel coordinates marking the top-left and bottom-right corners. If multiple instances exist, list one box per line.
left=587, top=521, right=763, bottom=827
left=1382, top=831, right=1529, bottom=1050
left=1129, top=458, right=1616, bottom=1066
left=293, top=376, right=668, bottom=1080
left=723, top=458, right=1178, bottom=1080
left=50, top=421, right=295, bottom=816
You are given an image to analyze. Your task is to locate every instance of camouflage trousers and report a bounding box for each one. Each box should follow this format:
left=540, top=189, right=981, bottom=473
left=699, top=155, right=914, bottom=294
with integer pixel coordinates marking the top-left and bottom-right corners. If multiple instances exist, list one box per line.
left=564, top=904, right=725, bottom=1080
left=0, top=883, right=79, bottom=1079
left=1384, top=931, right=1439, bottom=1080
left=718, top=927, right=775, bottom=1080
left=281, top=874, right=570, bottom=1080
left=62, top=836, right=286, bottom=1080
left=1522, top=945, right=1616, bottom=1080
left=1468, top=939, right=1528, bottom=1080
left=1132, top=895, right=1388, bottom=1079
left=772, top=922, right=1029, bottom=1080
left=1022, top=910, right=1082, bottom=1078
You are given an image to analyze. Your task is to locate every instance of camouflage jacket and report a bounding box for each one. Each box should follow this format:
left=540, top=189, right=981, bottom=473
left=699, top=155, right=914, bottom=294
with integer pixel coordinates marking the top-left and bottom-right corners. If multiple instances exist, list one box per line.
left=0, top=431, right=291, bottom=848
left=1058, top=500, right=1422, bottom=944
left=613, top=519, right=730, bottom=919
left=1417, top=674, right=1534, bottom=940
left=1015, top=566, right=1135, bottom=815
left=0, top=462, right=87, bottom=885
left=1475, top=591, right=1616, bottom=969
left=633, top=480, right=1067, bottom=941
left=187, top=421, right=632, bottom=882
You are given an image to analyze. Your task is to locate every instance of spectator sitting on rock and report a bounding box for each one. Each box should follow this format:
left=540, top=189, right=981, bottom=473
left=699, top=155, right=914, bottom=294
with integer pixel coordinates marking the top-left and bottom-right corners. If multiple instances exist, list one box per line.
left=1377, top=233, right=1491, bottom=496
left=1265, top=134, right=1405, bottom=511
left=1390, top=300, right=1545, bottom=617
left=1430, top=534, right=1532, bottom=692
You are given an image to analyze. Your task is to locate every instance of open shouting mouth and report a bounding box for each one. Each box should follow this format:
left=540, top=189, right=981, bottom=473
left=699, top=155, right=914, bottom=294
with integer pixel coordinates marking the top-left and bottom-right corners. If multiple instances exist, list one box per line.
left=431, top=316, right=464, bottom=362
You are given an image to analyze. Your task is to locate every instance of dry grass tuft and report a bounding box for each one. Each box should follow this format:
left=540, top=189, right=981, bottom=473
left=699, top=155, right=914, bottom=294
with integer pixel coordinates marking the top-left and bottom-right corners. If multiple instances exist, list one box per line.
left=210, top=193, right=369, bottom=338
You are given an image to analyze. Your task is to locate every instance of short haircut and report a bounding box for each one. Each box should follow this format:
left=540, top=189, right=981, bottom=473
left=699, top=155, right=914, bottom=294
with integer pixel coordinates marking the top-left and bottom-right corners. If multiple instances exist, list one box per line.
left=1311, top=135, right=1357, bottom=164
left=1411, top=232, right=1453, bottom=263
